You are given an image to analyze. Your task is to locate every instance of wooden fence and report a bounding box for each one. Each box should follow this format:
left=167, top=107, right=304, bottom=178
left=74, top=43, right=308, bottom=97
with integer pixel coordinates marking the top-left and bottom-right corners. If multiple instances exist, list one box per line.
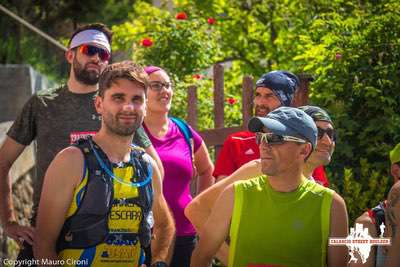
left=186, top=63, right=313, bottom=158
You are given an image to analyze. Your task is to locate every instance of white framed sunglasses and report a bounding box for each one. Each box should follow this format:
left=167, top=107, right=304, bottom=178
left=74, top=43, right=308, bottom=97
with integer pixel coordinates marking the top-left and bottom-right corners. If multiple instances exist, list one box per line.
left=255, top=132, right=307, bottom=145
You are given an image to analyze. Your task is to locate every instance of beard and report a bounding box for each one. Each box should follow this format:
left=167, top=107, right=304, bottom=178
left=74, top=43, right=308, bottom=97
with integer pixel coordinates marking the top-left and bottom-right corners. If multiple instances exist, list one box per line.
left=72, top=57, right=100, bottom=85
left=255, top=104, right=273, bottom=117
left=103, top=111, right=143, bottom=137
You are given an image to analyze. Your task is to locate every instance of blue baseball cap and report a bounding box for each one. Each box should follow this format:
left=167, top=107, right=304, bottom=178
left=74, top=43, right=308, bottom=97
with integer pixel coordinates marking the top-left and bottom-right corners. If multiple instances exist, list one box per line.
left=255, top=70, right=300, bottom=106
left=248, top=106, right=317, bottom=149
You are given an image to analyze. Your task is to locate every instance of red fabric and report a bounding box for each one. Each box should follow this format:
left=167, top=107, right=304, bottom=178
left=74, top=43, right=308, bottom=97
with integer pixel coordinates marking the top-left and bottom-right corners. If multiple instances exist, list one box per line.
left=214, top=131, right=330, bottom=187
left=214, top=131, right=259, bottom=177
left=367, top=209, right=376, bottom=225
left=311, top=165, right=329, bottom=187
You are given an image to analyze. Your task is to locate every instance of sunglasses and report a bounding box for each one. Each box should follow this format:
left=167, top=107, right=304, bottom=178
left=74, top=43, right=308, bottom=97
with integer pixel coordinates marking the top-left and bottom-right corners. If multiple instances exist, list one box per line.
left=255, top=132, right=307, bottom=145
left=317, top=127, right=336, bottom=141
left=78, top=44, right=110, bottom=61
left=149, top=81, right=173, bottom=92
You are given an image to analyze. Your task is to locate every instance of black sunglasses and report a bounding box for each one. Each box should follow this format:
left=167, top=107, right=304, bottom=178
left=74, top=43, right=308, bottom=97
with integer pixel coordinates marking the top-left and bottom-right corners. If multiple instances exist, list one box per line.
left=149, top=81, right=173, bottom=92
left=79, top=44, right=110, bottom=61
left=317, top=127, right=336, bottom=141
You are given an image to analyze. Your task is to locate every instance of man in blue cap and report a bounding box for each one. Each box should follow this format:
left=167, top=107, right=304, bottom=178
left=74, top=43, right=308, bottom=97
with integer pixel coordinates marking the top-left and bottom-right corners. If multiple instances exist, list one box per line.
left=213, top=71, right=329, bottom=187
left=191, top=107, right=348, bottom=267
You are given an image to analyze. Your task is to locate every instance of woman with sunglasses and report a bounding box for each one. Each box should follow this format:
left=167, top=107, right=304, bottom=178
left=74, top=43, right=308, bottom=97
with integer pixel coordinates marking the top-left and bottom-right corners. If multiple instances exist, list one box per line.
left=143, top=66, right=214, bottom=267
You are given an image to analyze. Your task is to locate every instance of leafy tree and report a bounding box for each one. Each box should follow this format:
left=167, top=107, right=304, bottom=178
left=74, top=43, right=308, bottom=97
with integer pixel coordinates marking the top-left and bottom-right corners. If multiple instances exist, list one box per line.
left=0, top=0, right=142, bottom=80
left=112, top=0, right=400, bottom=222
left=2, top=0, right=399, bottom=222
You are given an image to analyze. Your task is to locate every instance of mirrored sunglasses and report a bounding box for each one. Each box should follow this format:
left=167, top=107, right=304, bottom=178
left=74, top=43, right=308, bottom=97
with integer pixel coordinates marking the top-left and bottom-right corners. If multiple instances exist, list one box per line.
left=79, top=44, right=110, bottom=61
left=255, top=132, right=306, bottom=145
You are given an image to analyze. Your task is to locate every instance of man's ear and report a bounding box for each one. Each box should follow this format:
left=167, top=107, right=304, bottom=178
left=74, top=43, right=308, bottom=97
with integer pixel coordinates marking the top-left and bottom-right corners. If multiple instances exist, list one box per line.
left=301, top=143, right=313, bottom=160
left=65, top=49, right=74, bottom=64
left=94, top=95, right=103, bottom=114
left=391, top=163, right=400, bottom=182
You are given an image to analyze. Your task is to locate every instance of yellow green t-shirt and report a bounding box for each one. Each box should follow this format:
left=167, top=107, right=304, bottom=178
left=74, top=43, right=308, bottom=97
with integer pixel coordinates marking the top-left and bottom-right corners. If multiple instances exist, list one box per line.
left=229, top=175, right=334, bottom=267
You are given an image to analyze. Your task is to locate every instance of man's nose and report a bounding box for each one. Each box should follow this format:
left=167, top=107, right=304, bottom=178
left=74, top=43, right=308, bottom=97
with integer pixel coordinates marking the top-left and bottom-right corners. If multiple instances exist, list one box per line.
left=122, top=103, right=135, bottom=111
left=90, top=52, right=100, bottom=63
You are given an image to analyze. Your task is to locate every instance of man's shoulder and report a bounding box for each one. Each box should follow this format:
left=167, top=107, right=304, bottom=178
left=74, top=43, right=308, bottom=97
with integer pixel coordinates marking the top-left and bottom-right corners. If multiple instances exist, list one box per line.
left=36, top=84, right=65, bottom=97
left=304, top=178, right=335, bottom=197
left=234, top=175, right=266, bottom=190
left=57, top=145, right=84, bottom=161
left=35, top=84, right=66, bottom=106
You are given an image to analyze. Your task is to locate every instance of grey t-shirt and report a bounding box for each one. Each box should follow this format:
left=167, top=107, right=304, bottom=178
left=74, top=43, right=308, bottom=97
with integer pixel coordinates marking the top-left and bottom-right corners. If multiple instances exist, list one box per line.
left=7, top=85, right=151, bottom=213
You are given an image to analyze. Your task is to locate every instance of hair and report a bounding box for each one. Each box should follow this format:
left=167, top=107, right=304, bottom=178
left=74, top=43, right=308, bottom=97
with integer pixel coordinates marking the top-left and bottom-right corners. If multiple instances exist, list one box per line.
left=98, top=61, right=149, bottom=97
left=68, top=23, right=112, bottom=47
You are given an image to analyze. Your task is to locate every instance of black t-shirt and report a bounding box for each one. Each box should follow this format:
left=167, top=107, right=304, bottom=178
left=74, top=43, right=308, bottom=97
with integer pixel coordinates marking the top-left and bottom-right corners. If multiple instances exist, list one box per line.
left=7, top=85, right=151, bottom=211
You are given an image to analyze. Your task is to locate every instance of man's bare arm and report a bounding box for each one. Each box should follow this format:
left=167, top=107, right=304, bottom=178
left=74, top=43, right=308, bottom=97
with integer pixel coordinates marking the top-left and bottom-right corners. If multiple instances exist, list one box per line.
left=0, top=137, right=34, bottom=246
left=328, top=192, right=349, bottom=267
left=384, top=182, right=400, bottom=267
left=33, top=147, right=84, bottom=265
left=194, top=141, right=214, bottom=194
left=191, top=184, right=234, bottom=267
left=185, top=159, right=262, bottom=231
left=148, top=156, right=175, bottom=264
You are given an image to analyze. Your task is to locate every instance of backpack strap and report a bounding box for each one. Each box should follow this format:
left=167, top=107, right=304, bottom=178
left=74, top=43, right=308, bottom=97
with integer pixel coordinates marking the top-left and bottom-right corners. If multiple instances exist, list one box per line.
left=56, top=137, right=114, bottom=253
left=170, top=117, right=198, bottom=187
left=170, top=117, right=194, bottom=160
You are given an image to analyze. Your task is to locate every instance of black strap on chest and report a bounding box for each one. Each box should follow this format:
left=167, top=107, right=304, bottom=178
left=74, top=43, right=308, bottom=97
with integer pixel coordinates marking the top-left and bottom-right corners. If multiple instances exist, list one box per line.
left=56, top=137, right=153, bottom=252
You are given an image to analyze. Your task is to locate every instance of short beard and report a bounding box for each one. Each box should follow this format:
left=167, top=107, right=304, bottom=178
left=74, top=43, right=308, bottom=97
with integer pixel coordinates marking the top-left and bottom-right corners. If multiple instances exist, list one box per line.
left=73, top=57, right=100, bottom=85
left=104, top=112, right=143, bottom=137
left=255, top=105, right=272, bottom=117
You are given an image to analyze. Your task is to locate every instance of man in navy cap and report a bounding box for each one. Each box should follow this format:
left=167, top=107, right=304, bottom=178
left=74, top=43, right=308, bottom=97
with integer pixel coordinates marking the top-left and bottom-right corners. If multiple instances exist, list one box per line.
left=191, top=107, right=348, bottom=267
left=213, top=71, right=330, bottom=187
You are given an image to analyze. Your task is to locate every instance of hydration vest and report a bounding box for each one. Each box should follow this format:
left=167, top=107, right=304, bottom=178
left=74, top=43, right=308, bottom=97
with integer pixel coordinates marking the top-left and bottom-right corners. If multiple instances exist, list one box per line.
left=56, top=137, right=153, bottom=253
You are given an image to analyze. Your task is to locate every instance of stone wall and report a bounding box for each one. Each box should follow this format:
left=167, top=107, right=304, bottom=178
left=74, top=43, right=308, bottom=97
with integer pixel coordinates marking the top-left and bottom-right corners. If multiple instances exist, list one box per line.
left=0, top=122, right=36, bottom=264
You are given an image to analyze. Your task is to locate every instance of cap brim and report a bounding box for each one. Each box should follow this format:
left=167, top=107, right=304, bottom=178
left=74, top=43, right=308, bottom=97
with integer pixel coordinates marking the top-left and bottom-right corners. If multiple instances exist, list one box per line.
left=248, top=117, right=295, bottom=136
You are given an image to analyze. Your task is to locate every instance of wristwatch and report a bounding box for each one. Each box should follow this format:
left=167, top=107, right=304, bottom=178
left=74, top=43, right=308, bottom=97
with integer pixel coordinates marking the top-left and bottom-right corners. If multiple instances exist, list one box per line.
left=151, top=261, right=168, bottom=267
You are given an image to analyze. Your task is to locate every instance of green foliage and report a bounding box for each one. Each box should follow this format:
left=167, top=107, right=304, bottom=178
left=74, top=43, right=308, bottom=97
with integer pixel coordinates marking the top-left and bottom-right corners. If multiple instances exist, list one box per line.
left=115, top=0, right=400, bottom=220
left=113, top=1, right=237, bottom=130
left=329, top=159, right=390, bottom=224
left=113, top=2, right=220, bottom=77
left=0, top=0, right=141, bottom=80
left=295, top=0, right=400, bottom=185
left=3, top=0, right=400, bottom=222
